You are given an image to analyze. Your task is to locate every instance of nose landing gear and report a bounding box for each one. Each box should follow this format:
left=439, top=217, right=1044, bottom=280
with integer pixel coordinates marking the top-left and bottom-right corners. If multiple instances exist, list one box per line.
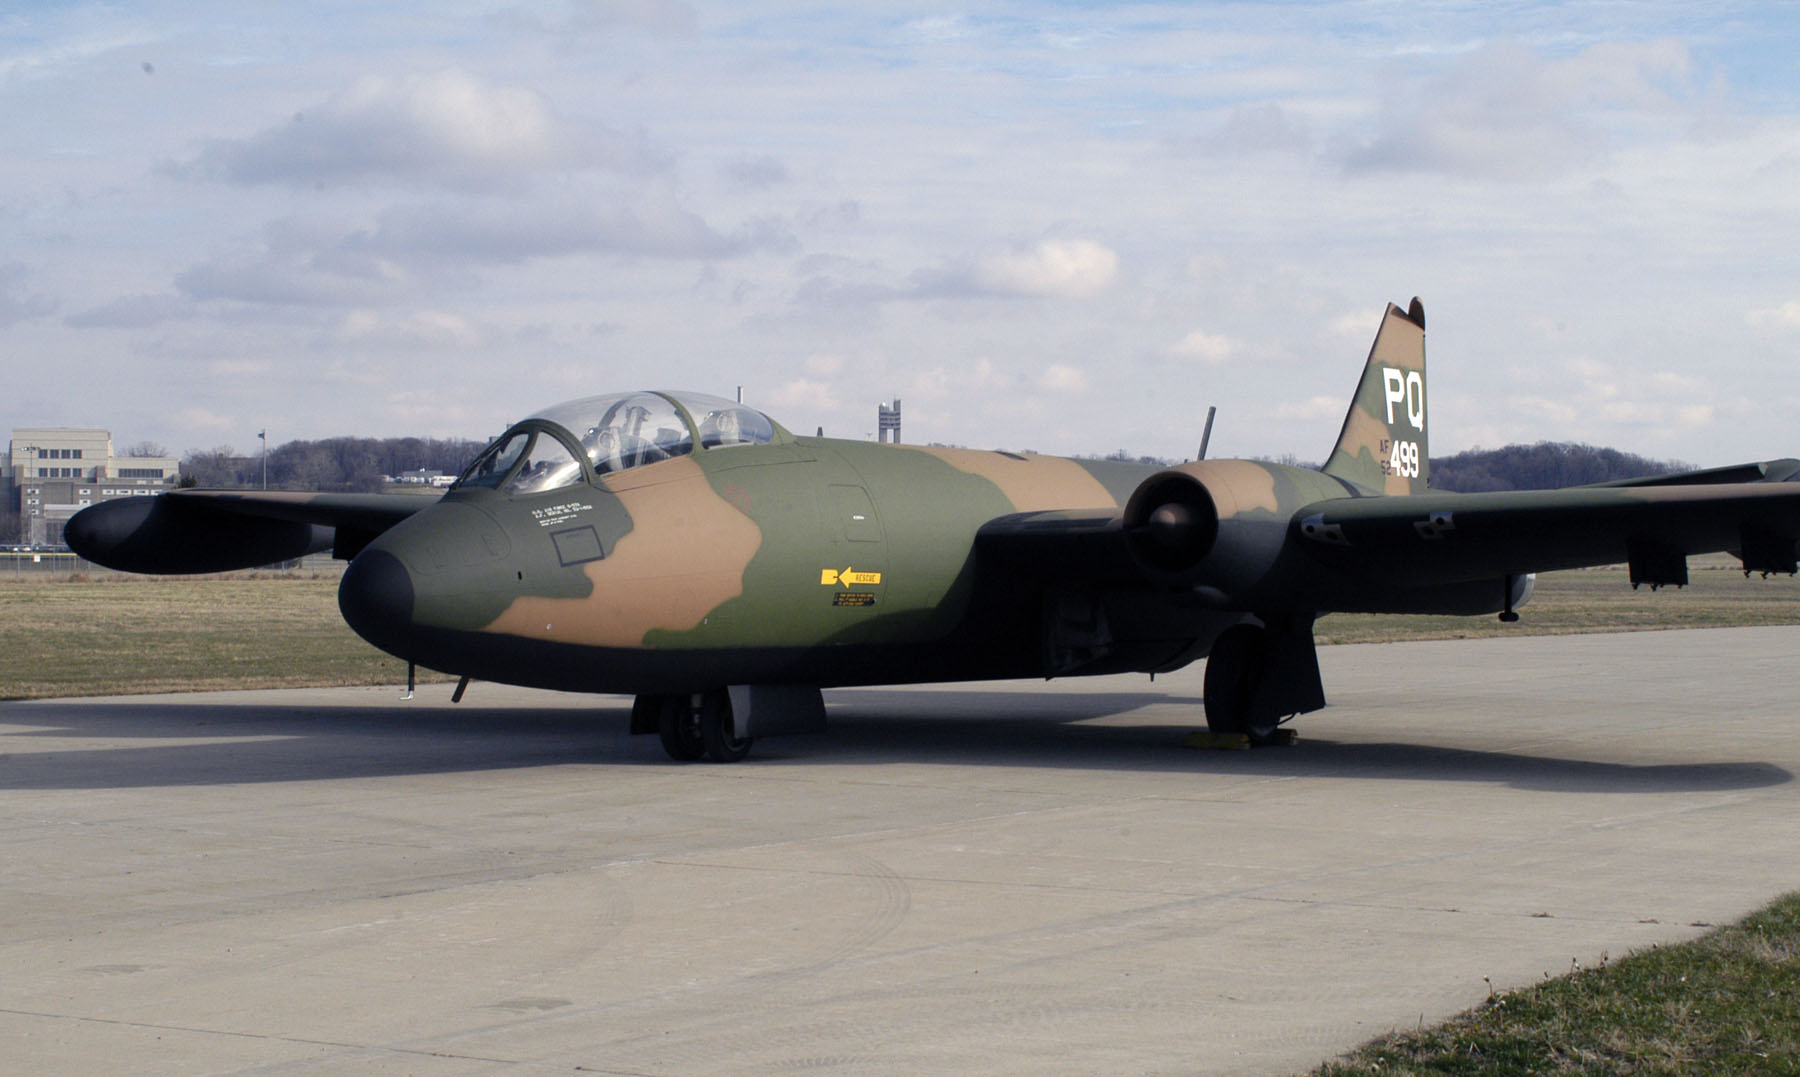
left=638, top=691, right=754, bottom=763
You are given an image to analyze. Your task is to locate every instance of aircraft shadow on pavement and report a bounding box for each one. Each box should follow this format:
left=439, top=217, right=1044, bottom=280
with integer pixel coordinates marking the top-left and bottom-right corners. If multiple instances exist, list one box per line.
left=0, top=689, right=1789, bottom=795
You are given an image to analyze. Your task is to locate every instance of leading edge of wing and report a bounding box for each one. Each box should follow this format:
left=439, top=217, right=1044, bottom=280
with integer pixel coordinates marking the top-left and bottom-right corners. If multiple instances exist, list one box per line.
left=67, top=489, right=439, bottom=574
left=165, top=489, right=440, bottom=532
left=1297, top=481, right=1800, bottom=586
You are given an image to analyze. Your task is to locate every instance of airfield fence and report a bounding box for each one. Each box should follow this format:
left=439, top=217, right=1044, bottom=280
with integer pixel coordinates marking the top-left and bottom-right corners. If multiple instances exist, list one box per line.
left=1, top=551, right=345, bottom=578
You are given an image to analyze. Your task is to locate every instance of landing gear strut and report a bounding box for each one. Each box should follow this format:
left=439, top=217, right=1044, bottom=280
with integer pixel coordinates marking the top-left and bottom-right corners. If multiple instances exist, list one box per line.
left=1201, top=617, right=1324, bottom=746
left=1203, top=624, right=1281, bottom=743
left=640, top=691, right=755, bottom=763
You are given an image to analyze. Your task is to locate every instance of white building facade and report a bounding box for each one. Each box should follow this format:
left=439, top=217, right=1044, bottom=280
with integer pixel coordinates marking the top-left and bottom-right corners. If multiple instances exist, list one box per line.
left=6, top=428, right=180, bottom=545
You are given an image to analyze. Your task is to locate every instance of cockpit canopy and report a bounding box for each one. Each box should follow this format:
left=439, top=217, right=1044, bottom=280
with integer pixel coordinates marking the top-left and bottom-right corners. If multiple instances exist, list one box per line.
left=455, top=390, right=779, bottom=496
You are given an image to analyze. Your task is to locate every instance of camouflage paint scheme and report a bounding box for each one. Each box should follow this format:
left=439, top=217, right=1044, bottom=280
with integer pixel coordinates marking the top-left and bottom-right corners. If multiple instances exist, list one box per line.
left=67, top=299, right=1800, bottom=752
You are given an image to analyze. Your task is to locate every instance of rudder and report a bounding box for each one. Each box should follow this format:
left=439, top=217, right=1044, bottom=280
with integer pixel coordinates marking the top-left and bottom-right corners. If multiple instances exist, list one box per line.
left=1322, top=297, right=1428, bottom=495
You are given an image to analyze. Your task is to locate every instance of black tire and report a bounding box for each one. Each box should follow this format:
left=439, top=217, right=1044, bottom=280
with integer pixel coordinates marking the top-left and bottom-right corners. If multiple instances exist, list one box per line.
left=700, top=689, right=753, bottom=763
left=1204, top=624, right=1275, bottom=740
left=657, top=695, right=705, bottom=761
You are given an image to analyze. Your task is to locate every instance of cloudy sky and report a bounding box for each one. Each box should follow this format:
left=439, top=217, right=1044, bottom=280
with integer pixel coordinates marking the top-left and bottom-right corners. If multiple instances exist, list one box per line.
left=4, top=1, right=1799, bottom=466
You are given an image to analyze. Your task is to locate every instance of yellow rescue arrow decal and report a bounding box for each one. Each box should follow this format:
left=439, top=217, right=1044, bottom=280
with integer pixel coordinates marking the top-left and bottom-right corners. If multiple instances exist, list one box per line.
left=820, top=567, right=882, bottom=587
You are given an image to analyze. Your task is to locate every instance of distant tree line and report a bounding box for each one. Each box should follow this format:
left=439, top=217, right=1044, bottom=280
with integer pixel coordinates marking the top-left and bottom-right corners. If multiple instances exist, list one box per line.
left=1430, top=442, right=1690, bottom=492
left=163, top=435, right=1687, bottom=495
left=1081, top=441, right=1688, bottom=491
left=180, top=437, right=489, bottom=492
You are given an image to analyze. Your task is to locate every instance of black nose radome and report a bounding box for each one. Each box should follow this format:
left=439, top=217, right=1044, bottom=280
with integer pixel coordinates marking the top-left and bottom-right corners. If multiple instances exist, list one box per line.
left=339, top=549, right=416, bottom=657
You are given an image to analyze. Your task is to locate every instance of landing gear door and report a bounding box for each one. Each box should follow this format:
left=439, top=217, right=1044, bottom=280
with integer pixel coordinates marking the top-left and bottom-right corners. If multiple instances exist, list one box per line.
left=830, top=484, right=883, bottom=544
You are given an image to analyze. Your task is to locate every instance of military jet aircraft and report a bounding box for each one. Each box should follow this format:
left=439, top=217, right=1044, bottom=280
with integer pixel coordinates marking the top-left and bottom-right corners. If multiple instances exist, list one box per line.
left=68, top=298, right=1800, bottom=762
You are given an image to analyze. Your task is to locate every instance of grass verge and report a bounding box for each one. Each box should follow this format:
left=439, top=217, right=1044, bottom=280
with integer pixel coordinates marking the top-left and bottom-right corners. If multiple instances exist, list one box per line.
left=1318, top=557, right=1800, bottom=644
left=1315, top=893, right=1800, bottom=1075
left=0, top=573, right=446, bottom=699
left=4, top=557, right=1797, bottom=699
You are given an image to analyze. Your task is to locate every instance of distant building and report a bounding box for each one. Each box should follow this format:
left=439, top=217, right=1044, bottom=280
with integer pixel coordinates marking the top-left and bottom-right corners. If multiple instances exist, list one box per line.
left=5, top=428, right=180, bottom=545
left=877, top=398, right=902, bottom=443
left=392, top=468, right=455, bottom=488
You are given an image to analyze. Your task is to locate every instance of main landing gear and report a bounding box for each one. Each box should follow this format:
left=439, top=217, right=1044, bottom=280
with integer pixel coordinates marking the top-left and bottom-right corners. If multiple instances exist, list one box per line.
left=636, top=691, right=753, bottom=763
left=1199, top=620, right=1322, bottom=747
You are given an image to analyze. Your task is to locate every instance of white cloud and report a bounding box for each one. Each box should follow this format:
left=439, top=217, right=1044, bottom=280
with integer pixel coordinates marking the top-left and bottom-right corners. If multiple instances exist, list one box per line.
left=181, top=70, right=662, bottom=191
left=6, top=5, right=1799, bottom=465
left=1676, top=404, right=1715, bottom=428
left=1040, top=364, right=1088, bottom=392
left=804, top=354, right=844, bottom=376
left=505, top=0, right=699, bottom=38
left=1748, top=300, right=1800, bottom=328
left=358, top=196, right=791, bottom=263
left=175, top=407, right=239, bottom=433
left=170, top=192, right=787, bottom=311
left=176, top=228, right=417, bottom=307
left=1276, top=395, right=1343, bottom=421
left=209, top=359, right=271, bottom=377
left=720, top=154, right=789, bottom=191
left=1327, top=309, right=1383, bottom=338
left=769, top=377, right=839, bottom=411
left=1169, top=328, right=1234, bottom=362
left=1206, top=103, right=1312, bottom=156
left=910, top=358, right=1007, bottom=400
left=1343, top=39, right=1698, bottom=179
left=0, top=263, right=56, bottom=326
left=65, top=293, right=192, bottom=329
left=337, top=309, right=483, bottom=349
left=974, top=239, right=1118, bottom=299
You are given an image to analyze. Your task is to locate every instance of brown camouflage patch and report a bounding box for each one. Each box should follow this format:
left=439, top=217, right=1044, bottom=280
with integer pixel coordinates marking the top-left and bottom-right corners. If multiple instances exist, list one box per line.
left=482, top=456, right=762, bottom=647
left=913, top=446, right=1117, bottom=511
left=1168, top=459, right=1282, bottom=515
left=1369, top=309, right=1424, bottom=370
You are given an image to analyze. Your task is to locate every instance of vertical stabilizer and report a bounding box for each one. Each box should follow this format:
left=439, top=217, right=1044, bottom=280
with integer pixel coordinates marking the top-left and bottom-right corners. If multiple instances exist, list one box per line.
left=1322, top=298, right=1428, bottom=495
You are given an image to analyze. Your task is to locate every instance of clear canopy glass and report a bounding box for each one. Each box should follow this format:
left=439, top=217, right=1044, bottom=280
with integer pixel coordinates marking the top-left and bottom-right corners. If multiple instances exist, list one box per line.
left=533, top=392, right=694, bottom=475
left=677, top=393, right=776, bottom=450
left=454, top=390, right=779, bottom=494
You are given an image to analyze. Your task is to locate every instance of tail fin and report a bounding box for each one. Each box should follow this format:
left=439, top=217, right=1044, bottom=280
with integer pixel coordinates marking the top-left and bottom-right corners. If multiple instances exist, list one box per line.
left=1322, top=297, right=1428, bottom=495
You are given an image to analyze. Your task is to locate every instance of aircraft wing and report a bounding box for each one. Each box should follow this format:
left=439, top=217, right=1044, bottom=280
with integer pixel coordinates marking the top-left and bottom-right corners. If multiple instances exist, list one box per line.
left=66, top=489, right=439, bottom=574
left=976, top=474, right=1800, bottom=612
left=1295, top=480, right=1800, bottom=591
left=1583, top=457, right=1800, bottom=488
left=975, top=508, right=1134, bottom=582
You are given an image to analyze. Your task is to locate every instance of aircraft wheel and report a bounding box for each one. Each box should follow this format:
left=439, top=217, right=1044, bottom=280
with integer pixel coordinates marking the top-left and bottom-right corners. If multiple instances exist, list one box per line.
left=657, top=695, right=705, bottom=761
left=1204, top=624, right=1278, bottom=741
left=700, top=689, right=753, bottom=763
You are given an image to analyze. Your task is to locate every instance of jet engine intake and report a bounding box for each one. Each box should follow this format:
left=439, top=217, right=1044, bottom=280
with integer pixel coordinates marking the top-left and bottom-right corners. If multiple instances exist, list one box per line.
left=1123, top=470, right=1221, bottom=584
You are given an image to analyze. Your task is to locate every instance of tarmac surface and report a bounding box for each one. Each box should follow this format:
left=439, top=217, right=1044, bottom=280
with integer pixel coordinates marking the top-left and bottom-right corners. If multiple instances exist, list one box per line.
left=3, top=626, right=1799, bottom=1074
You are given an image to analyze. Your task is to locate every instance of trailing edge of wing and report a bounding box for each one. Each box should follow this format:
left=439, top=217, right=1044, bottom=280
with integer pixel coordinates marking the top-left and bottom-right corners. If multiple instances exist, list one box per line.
left=66, top=489, right=439, bottom=575
left=1296, top=481, right=1800, bottom=589
left=1586, top=457, right=1800, bottom=488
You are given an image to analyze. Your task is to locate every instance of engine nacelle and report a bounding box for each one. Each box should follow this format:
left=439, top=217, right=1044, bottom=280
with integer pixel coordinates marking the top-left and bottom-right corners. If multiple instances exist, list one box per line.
left=66, top=495, right=332, bottom=574
left=1122, top=460, right=1334, bottom=595
left=1123, top=469, right=1220, bottom=584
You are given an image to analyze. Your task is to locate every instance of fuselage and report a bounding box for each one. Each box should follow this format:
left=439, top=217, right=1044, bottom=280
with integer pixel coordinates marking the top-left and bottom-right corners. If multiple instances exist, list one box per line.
left=333, top=387, right=1523, bottom=697
left=339, top=434, right=1216, bottom=693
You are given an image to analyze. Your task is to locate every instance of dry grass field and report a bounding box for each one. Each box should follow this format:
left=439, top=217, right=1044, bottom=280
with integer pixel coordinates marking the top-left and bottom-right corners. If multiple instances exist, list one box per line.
left=3, top=556, right=1796, bottom=700
left=1317, top=554, right=1800, bottom=644
left=0, top=573, right=441, bottom=700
